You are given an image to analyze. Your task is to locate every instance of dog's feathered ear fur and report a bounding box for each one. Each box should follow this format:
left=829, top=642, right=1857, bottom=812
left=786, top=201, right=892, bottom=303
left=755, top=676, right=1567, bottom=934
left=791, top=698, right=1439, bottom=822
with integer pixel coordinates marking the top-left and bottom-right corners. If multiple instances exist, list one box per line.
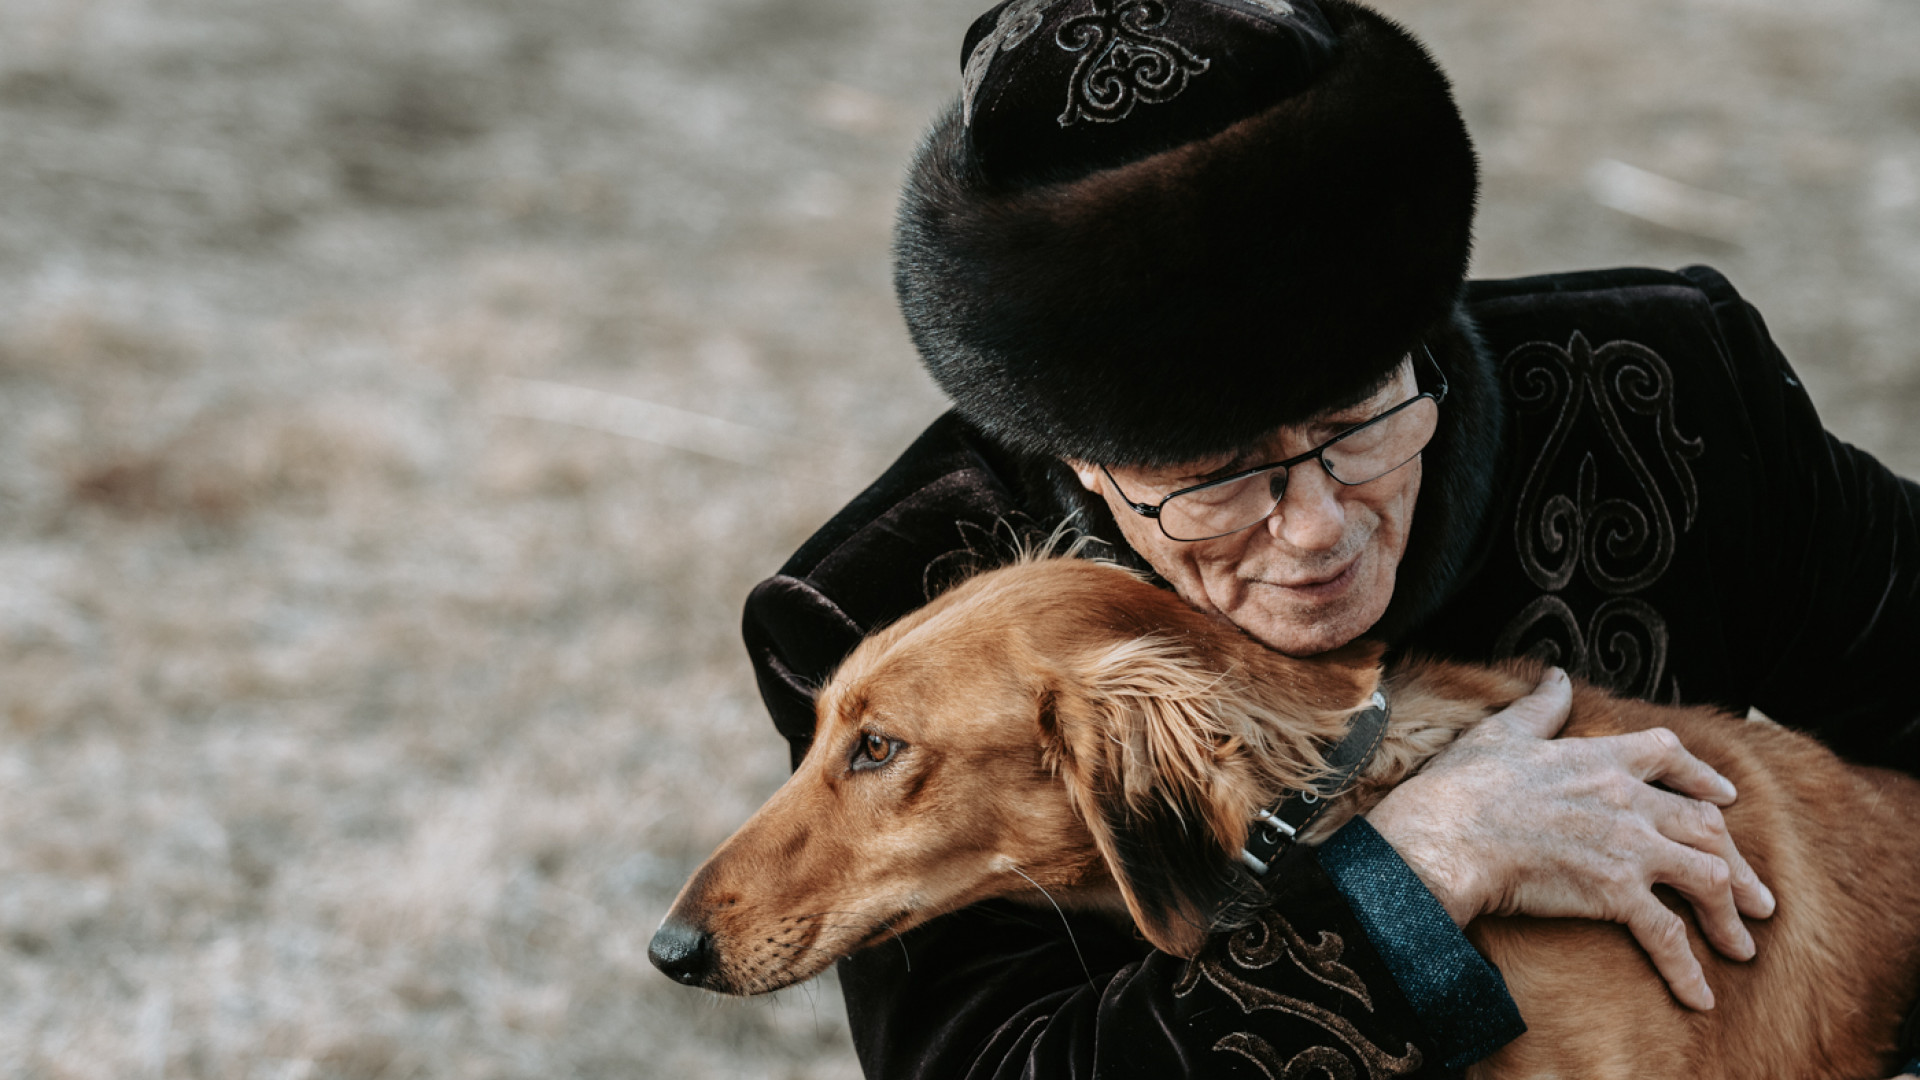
left=1040, top=636, right=1381, bottom=957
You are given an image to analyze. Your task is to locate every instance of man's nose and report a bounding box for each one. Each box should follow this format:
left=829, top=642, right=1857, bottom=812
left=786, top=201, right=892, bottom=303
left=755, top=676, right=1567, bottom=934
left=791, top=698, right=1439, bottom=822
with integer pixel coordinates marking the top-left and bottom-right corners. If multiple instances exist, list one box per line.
left=1266, top=464, right=1346, bottom=550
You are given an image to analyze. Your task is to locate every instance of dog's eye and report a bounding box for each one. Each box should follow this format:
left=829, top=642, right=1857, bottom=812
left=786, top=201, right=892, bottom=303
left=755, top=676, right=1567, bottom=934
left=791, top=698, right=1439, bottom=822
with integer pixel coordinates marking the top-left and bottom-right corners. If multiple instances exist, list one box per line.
left=851, top=732, right=899, bottom=771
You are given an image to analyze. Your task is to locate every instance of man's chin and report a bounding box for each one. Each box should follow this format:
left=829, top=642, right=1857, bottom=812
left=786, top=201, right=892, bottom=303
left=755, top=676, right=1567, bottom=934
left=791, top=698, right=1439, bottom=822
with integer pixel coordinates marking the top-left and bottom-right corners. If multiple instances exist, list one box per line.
left=1235, top=606, right=1362, bottom=657
left=1231, top=584, right=1385, bottom=656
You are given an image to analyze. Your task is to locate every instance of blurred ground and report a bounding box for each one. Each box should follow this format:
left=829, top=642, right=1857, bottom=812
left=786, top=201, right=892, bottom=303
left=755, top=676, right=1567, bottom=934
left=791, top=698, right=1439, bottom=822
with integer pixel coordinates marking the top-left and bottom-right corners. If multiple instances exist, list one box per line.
left=0, top=0, right=1912, bottom=1076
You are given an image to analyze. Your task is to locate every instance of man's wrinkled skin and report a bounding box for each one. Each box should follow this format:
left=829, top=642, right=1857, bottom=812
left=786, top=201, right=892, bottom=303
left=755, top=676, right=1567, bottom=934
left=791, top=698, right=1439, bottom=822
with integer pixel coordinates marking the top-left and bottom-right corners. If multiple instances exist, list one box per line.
left=1075, top=360, right=1779, bottom=1013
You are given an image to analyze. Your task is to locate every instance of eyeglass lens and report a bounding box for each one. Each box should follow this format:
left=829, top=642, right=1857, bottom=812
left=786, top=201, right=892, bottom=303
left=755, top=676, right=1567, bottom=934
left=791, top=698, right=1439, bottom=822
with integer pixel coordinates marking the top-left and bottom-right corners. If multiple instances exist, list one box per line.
left=1157, top=396, right=1439, bottom=541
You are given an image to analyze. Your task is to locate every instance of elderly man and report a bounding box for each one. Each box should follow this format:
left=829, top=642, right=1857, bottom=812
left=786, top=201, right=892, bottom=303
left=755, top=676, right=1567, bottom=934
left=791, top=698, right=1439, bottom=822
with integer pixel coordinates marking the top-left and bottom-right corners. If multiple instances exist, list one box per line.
left=741, top=0, right=1920, bottom=1075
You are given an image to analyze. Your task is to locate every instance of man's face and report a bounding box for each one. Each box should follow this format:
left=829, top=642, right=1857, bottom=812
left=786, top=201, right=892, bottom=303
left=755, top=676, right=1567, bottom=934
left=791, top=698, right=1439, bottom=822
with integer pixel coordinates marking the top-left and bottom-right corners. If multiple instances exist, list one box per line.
left=1072, top=360, right=1422, bottom=657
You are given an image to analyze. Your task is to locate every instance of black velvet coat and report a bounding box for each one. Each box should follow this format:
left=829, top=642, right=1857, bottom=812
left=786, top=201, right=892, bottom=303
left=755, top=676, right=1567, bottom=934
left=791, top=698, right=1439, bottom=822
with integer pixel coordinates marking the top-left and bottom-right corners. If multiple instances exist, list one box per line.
left=741, top=266, right=1920, bottom=1078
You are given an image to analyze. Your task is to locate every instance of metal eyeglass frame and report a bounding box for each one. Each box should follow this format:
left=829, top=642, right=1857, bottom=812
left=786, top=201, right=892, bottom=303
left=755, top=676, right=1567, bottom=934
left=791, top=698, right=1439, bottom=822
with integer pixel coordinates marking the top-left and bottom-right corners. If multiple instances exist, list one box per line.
left=1101, top=344, right=1450, bottom=542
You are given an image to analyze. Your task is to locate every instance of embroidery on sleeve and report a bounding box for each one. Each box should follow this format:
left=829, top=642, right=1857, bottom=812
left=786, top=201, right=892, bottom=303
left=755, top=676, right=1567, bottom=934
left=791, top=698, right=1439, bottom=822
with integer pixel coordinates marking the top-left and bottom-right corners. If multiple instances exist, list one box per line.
left=1227, top=909, right=1372, bottom=1010
left=1496, top=332, right=1703, bottom=701
left=1175, top=912, right=1423, bottom=1079
left=1215, top=1036, right=1356, bottom=1079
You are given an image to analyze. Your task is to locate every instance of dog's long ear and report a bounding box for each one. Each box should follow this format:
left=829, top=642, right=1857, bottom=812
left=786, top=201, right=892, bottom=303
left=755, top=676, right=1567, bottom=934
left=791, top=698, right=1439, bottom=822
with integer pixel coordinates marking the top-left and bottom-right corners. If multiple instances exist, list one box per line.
left=1041, top=639, right=1268, bottom=957
left=1043, top=634, right=1383, bottom=957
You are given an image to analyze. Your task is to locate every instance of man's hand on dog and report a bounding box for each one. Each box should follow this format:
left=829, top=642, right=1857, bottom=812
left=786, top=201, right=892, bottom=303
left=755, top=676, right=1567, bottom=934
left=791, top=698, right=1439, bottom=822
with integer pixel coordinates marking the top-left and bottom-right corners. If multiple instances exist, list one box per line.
left=1367, top=667, right=1777, bottom=1012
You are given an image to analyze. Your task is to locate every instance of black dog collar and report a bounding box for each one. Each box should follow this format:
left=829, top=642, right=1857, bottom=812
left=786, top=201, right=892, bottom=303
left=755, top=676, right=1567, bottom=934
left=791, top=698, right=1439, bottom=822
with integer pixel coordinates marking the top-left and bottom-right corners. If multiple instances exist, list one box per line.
left=1239, top=690, right=1390, bottom=876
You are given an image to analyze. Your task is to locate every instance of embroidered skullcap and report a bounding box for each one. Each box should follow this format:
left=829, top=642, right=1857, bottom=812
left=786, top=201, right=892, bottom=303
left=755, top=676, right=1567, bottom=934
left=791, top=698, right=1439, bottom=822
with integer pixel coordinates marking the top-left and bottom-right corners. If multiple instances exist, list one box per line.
left=894, top=0, right=1478, bottom=467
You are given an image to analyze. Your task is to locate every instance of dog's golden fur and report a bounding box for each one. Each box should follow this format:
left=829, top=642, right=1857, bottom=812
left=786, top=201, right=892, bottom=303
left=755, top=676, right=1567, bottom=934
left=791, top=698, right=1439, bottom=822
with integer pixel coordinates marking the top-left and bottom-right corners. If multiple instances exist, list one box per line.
left=663, top=556, right=1920, bottom=1077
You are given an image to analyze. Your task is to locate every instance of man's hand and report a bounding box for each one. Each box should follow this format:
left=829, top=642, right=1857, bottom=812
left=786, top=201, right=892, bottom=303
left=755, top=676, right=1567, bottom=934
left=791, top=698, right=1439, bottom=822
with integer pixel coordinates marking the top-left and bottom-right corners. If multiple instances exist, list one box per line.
left=1366, top=668, right=1776, bottom=1012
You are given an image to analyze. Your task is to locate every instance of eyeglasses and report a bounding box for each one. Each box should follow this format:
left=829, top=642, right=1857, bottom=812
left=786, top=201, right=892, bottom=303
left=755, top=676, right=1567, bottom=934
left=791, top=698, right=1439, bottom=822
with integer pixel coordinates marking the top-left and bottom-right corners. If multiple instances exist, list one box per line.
left=1102, top=346, right=1448, bottom=542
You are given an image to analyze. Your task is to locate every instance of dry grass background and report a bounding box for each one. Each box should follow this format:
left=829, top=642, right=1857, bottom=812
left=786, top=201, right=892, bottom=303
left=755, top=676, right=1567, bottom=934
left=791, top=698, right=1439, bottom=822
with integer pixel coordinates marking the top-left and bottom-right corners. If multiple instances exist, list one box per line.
left=0, top=0, right=1913, bottom=1076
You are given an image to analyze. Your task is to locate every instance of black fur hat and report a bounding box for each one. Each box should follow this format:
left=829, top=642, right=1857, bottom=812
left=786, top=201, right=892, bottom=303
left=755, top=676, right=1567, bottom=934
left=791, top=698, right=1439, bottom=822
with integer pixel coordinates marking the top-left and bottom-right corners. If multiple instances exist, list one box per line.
left=894, top=0, right=1478, bottom=467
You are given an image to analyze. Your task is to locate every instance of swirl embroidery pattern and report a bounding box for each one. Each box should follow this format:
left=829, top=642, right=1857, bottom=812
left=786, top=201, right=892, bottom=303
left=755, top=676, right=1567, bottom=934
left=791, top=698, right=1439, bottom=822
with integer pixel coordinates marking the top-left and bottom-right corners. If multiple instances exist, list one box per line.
left=1495, top=333, right=1703, bottom=699
left=1173, top=911, right=1423, bottom=1079
left=1055, top=0, right=1210, bottom=126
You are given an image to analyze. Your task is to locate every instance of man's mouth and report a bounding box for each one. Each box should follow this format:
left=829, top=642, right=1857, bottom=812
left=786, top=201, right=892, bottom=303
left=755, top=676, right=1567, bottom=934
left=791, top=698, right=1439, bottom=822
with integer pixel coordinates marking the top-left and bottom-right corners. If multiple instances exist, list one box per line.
left=1265, top=556, right=1360, bottom=598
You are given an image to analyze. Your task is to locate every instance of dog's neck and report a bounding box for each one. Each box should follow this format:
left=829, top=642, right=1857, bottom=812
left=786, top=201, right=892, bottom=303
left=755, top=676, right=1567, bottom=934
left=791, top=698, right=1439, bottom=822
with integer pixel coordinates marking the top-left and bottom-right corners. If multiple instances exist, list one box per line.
left=1292, top=656, right=1539, bottom=845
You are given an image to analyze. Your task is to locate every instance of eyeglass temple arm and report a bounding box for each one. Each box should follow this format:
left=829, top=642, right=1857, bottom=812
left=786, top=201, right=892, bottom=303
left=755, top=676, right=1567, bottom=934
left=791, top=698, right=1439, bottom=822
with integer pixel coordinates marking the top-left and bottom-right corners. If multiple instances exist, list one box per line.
left=1420, top=342, right=1449, bottom=401
left=1099, top=466, right=1165, bottom=519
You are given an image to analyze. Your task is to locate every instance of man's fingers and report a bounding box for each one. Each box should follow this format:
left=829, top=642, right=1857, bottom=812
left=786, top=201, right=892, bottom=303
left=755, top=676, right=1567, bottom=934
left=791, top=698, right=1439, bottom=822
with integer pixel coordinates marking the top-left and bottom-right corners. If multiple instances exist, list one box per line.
left=1648, top=836, right=1754, bottom=963
left=1494, top=667, right=1574, bottom=740
left=1641, top=790, right=1772, bottom=959
left=1617, top=727, right=1738, bottom=806
left=1664, top=795, right=1775, bottom=920
left=1639, top=766, right=1777, bottom=922
left=1728, top=853, right=1774, bottom=921
left=1625, top=903, right=1714, bottom=1011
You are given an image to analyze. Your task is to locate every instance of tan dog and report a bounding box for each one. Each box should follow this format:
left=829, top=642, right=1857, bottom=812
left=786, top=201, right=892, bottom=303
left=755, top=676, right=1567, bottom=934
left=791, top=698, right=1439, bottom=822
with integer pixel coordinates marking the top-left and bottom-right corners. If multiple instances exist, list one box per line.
left=652, top=556, right=1920, bottom=1077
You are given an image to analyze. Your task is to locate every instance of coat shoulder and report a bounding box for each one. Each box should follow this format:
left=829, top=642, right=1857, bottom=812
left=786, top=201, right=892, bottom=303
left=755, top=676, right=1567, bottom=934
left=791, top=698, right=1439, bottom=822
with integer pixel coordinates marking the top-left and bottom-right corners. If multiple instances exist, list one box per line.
left=1465, top=264, right=1742, bottom=310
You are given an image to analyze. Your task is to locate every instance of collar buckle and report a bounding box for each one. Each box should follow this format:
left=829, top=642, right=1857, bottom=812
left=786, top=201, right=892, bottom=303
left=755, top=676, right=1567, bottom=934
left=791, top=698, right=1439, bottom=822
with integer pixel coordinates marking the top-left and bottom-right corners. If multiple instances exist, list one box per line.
left=1239, top=690, right=1388, bottom=877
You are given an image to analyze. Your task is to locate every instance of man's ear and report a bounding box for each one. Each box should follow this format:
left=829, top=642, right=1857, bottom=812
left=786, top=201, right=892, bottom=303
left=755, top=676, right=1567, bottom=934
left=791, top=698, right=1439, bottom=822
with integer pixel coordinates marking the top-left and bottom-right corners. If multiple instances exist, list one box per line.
left=1064, top=459, right=1102, bottom=494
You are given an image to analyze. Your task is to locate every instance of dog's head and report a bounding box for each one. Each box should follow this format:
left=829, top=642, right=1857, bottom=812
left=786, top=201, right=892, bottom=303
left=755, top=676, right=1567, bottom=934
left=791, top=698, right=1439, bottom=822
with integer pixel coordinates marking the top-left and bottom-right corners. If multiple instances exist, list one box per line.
left=650, top=557, right=1380, bottom=993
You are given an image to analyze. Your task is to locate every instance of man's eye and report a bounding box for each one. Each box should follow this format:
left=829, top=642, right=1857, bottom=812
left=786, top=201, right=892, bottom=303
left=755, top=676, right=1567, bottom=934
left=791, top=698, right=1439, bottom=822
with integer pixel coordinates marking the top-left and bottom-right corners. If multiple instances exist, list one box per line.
left=851, top=733, right=900, bottom=771
left=1187, top=474, right=1260, bottom=505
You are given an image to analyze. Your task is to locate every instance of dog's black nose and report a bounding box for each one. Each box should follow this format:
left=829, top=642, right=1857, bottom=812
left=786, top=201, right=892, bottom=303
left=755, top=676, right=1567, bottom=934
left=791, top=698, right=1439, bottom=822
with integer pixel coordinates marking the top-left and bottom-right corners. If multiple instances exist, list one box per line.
left=649, top=917, right=715, bottom=986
